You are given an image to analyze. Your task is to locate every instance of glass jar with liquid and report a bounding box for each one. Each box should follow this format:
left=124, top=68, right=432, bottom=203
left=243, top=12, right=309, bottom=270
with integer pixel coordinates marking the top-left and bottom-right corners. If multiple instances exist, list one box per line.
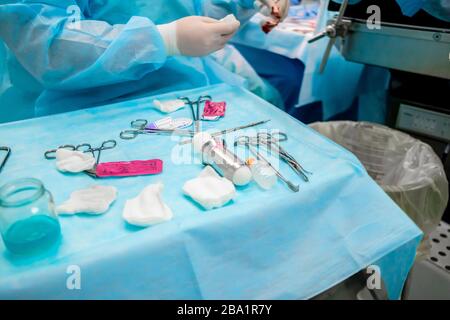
left=0, top=178, right=61, bottom=255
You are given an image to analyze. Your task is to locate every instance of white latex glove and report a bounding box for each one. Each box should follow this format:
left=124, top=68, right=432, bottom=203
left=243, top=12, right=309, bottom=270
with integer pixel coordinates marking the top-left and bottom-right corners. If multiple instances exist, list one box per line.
left=255, top=0, right=290, bottom=20
left=157, top=15, right=240, bottom=57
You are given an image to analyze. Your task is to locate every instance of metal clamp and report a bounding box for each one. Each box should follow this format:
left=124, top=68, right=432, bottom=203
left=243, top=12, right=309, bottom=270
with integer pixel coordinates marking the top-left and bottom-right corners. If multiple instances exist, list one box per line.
left=308, top=0, right=351, bottom=73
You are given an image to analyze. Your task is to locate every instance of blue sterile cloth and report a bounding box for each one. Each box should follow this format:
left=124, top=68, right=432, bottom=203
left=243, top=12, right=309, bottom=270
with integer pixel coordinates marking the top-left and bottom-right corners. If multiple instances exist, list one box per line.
left=0, top=84, right=422, bottom=299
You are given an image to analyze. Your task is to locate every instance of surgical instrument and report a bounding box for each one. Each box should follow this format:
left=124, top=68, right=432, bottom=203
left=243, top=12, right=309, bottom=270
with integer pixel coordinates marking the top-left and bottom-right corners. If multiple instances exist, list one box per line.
left=179, top=120, right=271, bottom=145
left=0, top=147, right=11, bottom=173
left=194, top=133, right=252, bottom=186
left=240, top=132, right=312, bottom=182
left=119, top=119, right=195, bottom=140
left=130, top=118, right=192, bottom=131
left=44, top=140, right=117, bottom=165
left=120, top=128, right=195, bottom=140
left=179, top=95, right=212, bottom=133
left=235, top=137, right=299, bottom=192
left=131, top=118, right=192, bottom=131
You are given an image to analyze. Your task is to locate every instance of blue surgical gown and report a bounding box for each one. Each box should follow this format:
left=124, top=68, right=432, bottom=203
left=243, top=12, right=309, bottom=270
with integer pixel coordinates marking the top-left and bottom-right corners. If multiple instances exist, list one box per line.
left=0, top=0, right=282, bottom=122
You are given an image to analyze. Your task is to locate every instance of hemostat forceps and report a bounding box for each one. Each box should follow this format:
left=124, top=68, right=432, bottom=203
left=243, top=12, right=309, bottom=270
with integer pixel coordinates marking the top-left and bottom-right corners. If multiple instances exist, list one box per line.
left=244, top=132, right=312, bottom=182
left=44, top=140, right=117, bottom=165
left=235, top=136, right=299, bottom=192
left=178, top=95, right=212, bottom=133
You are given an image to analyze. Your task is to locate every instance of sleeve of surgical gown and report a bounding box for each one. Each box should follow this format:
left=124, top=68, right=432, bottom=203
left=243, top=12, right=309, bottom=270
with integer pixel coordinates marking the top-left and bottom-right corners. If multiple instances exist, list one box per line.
left=202, top=0, right=259, bottom=24
left=0, top=1, right=167, bottom=90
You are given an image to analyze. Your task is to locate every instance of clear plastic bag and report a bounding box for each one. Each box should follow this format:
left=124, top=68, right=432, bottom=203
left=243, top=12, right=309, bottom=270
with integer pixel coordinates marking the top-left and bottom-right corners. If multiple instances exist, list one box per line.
left=310, top=121, right=449, bottom=255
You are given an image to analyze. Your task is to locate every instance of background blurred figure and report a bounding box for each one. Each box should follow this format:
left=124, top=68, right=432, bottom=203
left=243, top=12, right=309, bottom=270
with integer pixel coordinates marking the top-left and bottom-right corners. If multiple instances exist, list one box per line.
left=0, top=0, right=289, bottom=122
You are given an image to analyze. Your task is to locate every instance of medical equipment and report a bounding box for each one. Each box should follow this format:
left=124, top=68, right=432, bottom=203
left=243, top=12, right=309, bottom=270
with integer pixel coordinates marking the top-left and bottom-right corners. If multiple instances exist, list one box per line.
left=235, top=136, right=299, bottom=192
left=247, top=158, right=278, bottom=190
left=237, top=132, right=311, bottom=182
left=123, top=182, right=173, bottom=227
left=144, top=117, right=193, bottom=130
left=312, top=0, right=450, bottom=77
left=179, top=120, right=271, bottom=145
left=132, top=118, right=192, bottom=131
left=120, top=128, right=195, bottom=140
left=47, top=145, right=163, bottom=178
left=120, top=119, right=195, bottom=140
left=57, top=185, right=117, bottom=216
left=183, top=166, right=236, bottom=210
left=319, top=0, right=450, bottom=221
left=0, top=178, right=61, bottom=255
left=45, top=140, right=117, bottom=165
left=193, top=132, right=252, bottom=186
left=179, top=96, right=212, bottom=133
left=0, top=147, right=11, bottom=174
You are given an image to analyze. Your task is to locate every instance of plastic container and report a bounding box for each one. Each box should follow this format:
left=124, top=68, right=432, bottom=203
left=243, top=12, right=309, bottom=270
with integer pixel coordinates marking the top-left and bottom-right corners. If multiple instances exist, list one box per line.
left=0, top=178, right=61, bottom=255
left=247, top=158, right=278, bottom=190
left=310, top=121, right=449, bottom=257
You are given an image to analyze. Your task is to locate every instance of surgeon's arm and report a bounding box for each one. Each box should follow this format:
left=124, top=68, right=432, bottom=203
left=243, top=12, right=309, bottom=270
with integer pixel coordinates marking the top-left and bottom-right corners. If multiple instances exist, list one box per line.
left=0, top=1, right=167, bottom=90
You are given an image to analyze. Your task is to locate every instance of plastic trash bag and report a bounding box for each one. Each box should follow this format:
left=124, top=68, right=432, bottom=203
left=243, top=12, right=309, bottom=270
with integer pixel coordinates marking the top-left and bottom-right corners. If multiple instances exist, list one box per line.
left=310, top=121, right=449, bottom=256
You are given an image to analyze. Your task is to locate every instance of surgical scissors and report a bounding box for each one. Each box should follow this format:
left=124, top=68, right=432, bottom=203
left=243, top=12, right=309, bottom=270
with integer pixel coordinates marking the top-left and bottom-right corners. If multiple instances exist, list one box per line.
left=119, top=119, right=195, bottom=140
left=235, top=136, right=299, bottom=192
left=179, top=95, right=212, bottom=133
left=0, top=147, right=11, bottom=173
left=44, top=140, right=117, bottom=165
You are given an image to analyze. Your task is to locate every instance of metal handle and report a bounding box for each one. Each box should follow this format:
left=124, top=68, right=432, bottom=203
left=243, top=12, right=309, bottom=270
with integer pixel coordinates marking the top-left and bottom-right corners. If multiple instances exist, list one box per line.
left=308, top=0, right=350, bottom=73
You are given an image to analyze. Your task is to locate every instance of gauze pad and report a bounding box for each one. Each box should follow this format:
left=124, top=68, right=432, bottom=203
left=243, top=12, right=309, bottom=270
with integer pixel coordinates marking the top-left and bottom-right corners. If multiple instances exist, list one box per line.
left=55, top=149, right=96, bottom=173
left=57, top=185, right=117, bottom=215
left=123, top=182, right=173, bottom=227
left=220, top=14, right=239, bottom=24
left=153, top=99, right=185, bottom=113
left=183, top=166, right=236, bottom=210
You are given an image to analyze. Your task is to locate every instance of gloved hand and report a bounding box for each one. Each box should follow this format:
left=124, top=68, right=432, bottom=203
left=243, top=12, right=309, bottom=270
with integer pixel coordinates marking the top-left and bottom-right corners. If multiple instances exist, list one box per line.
left=157, top=15, right=240, bottom=57
left=255, top=0, right=290, bottom=21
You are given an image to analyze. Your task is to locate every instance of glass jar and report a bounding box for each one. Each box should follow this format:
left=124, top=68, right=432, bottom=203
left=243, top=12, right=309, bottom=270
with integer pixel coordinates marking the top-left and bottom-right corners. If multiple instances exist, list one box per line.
left=0, top=178, right=61, bottom=255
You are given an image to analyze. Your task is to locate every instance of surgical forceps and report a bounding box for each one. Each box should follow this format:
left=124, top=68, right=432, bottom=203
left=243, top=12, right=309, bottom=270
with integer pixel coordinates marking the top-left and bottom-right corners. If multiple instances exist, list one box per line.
left=44, top=140, right=117, bottom=165
left=119, top=119, right=195, bottom=140
left=178, top=120, right=271, bottom=145
left=179, top=95, right=212, bottom=133
left=235, top=136, right=299, bottom=192
left=0, top=147, right=11, bottom=173
left=242, top=132, right=312, bottom=182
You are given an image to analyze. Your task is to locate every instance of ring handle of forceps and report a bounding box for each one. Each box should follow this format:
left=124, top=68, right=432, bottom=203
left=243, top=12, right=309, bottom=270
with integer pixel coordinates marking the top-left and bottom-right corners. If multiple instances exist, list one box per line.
left=44, top=145, right=77, bottom=160
left=98, top=140, right=117, bottom=151
left=76, top=140, right=117, bottom=153
left=44, top=140, right=117, bottom=159
left=131, top=119, right=148, bottom=130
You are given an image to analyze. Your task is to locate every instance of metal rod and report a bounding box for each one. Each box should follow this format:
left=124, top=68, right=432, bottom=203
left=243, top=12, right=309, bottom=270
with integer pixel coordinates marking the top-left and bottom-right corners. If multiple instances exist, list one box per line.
left=179, top=120, right=271, bottom=145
